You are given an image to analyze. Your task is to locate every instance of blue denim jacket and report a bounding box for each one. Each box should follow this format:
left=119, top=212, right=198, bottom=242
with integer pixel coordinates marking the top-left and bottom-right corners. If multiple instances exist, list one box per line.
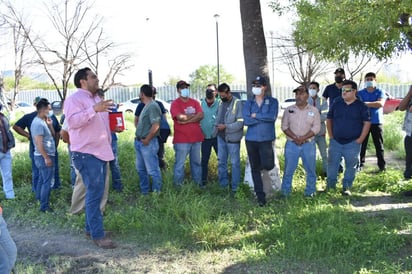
left=243, top=96, right=279, bottom=142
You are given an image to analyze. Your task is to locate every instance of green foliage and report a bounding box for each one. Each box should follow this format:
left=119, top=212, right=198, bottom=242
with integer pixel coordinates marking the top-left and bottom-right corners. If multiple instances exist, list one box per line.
left=2, top=76, right=75, bottom=91
left=189, top=65, right=234, bottom=93
left=383, top=111, right=405, bottom=152
left=291, top=0, right=412, bottom=61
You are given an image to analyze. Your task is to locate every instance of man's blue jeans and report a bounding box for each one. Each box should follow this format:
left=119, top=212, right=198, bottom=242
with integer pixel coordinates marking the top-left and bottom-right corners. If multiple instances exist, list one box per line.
left=29, top=146, right=39, bottom=192
left=68, top=145, right=76, bottom=186
left=0, top=151, right=15, bottom=199
left=34, top=155, right=55, bottom=211
left=281, top=140, right=317, bottom=196
left=173, top=142, right=202, bottom=186
left=315, top=135, right=328, bottom=174
left=327, top=139, right=361, bottom=189
left=201, top=137, right=218, bottom=184
left=134, top=139, right=162, bottom=193
left=217, top=136, right=241, bottom=192
left=72, top=152, right=106, bottom=240
left=0, top=215, right=17, bottom=273
left=52, top=150, right=62, bottom=189
left=110, top=139, right=123, bottom=191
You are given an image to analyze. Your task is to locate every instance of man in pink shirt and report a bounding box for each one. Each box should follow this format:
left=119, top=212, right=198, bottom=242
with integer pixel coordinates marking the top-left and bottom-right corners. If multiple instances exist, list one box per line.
left=64, top=67, right=116, bottom=249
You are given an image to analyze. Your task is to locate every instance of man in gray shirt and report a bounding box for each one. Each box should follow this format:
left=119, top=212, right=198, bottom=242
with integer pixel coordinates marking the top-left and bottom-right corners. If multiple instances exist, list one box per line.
left=135, top=84, right=163, bottom=194
left=31, top=99, right=55, bottom=212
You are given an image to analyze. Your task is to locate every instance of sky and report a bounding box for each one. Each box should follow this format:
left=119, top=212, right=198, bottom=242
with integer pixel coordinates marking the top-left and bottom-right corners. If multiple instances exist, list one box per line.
left=2, top=0, right=412, bottom=86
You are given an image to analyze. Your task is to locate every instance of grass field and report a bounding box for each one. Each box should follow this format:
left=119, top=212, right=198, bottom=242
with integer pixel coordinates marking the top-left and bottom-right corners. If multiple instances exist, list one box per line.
left=3, top=111, right=412, bottom=273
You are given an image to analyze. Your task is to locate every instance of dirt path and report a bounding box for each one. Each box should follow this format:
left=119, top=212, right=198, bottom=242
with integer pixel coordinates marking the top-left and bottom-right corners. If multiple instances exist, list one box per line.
left=9, top=222, right=240, bottom=273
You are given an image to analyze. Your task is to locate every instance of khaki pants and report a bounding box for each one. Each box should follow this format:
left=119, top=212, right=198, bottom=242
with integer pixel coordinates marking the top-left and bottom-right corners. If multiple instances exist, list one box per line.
left=70, top=163, right=110, bottom=214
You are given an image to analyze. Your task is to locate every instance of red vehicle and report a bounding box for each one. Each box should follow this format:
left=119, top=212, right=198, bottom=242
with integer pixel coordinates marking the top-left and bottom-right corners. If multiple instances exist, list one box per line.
left=383, top=92, right=402, bottom=114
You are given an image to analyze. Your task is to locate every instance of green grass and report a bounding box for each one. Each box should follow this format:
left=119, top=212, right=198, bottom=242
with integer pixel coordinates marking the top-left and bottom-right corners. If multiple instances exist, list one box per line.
left=5, top=111, right=412, bottom=273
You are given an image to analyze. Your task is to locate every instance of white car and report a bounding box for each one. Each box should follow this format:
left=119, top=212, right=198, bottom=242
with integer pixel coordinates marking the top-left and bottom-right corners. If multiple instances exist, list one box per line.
left=14, top=101, right=36, bottom=114
left=281, top=98, right=296, bottom=109
left=118, top=97, right=171, bottom=114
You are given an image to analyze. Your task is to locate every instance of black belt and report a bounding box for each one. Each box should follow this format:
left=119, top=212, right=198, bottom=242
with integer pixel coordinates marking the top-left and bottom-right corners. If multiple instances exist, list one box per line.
left=135, top=137, right=145, bottom=141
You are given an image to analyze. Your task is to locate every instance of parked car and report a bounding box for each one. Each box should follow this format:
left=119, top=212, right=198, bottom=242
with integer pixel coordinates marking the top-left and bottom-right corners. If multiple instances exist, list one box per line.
left=231, top=90, right=248, bottom=105
left=383, top=92, right=402, bottom=114
left=13, top=101, right=36, bottom=114
left=118, top=97, right=171, bottom=114
left=281, top=98, right=296, bottom=109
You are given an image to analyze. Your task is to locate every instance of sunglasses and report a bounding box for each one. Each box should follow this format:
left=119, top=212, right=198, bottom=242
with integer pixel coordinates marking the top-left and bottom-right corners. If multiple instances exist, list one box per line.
left=342, top=88, right=354, bottom=93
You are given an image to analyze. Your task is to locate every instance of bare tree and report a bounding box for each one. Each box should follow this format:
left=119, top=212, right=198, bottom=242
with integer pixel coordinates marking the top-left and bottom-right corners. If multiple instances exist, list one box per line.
left=240, top=0, right=272, bottom=96
left=337, top=53, right=382, bottom=85
left=6, top=0, right=101, bottom=102
left=271, top=36, right=330, bottom=86
left=10, top=24, right=30, bottom=109
left=0, top=2, right=32, bottom=110
left=81, top=28, right=132, bottom=91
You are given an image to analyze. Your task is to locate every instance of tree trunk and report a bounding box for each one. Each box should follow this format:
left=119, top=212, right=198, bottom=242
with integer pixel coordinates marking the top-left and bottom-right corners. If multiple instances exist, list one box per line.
left=240, top=0, right=272, bottom=96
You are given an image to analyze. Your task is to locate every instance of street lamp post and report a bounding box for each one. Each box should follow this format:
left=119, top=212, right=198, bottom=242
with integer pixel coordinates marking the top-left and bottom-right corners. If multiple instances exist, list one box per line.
left=214, top=14, right=220, bottom=86
left=269, top=31, right=275, bottom=90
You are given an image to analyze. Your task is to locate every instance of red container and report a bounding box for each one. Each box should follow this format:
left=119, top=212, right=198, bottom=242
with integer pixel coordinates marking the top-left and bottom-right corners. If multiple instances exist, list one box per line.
left=109, top=112, right=125, bottom=131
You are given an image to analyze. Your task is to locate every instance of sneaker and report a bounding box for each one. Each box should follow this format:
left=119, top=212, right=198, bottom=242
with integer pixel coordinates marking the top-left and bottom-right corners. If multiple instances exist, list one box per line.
left=341, top=188, right=352, bottom=196
left=258, top=200, right=266, bottom=207
left=93, top=237, right=116, bottom=249
left=305, top=193, right=315, bottom=198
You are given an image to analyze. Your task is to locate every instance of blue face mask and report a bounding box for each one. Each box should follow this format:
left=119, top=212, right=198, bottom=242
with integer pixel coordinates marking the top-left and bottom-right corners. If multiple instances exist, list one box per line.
left=181, top=88, right=190, bottom=98
left=365, top=81, right=376, bottom=88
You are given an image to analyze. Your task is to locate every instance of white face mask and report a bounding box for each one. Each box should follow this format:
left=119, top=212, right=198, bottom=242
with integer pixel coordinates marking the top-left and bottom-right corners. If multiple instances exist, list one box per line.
left=48, top=110, right=54, bottom=117
left=308, top=89, right=318, bottom=97
left=252, top=87, right=262, bottom=96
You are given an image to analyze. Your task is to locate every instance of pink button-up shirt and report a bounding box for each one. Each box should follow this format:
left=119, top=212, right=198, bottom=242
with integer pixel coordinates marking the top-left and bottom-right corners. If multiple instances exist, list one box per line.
left=64, top=88, right=114, bottom=161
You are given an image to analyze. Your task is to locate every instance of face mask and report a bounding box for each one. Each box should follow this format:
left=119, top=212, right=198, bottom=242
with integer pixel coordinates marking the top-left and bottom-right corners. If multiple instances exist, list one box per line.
left=252, top=87, right=262, bottom=96
left=221, top=97, right=229, bottom=102
left=365, top=81, right=376, bottom=88
left=308, top=89, right=318, bottom=97
left=335, top=76, right=344, bottom=83
left=181, top=88, right=190, bottom=98
left=48, top=110, right=54, bottom=117
left=206, top=89, right=214, bottom=99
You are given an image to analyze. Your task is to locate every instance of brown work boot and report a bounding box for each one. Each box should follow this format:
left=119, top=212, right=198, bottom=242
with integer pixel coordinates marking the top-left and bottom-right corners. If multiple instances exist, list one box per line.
left=93, top=237, right=117, bottom=249
left=86, top=231, right=113, bottom=239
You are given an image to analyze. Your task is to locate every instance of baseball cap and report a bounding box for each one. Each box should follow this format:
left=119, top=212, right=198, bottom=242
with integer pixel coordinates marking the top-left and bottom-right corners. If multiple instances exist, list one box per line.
left=252, top=76, right=267, bottom=86
left=33, top=96, right=42, bottom=104
left=334, top=68, right=345, bottom=74
left=176, top=80, right=190, bottom=89
left=293, top=86, right=308, bottom=93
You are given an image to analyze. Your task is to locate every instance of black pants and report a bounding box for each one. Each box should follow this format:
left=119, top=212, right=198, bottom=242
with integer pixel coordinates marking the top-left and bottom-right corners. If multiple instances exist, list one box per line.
left=404, top=136, right=412, bottom=179
left=246, top=140, right=275, bottom=203
left=201, top=137, right=218, bottom=183
left=360, top=124, right=386, bottom=170
left=157, top=137, right=166, bottom=169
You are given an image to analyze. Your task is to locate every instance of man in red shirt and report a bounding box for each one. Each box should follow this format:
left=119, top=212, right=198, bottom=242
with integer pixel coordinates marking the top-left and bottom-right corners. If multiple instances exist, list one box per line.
left=171, top=80, right=204, bottom=185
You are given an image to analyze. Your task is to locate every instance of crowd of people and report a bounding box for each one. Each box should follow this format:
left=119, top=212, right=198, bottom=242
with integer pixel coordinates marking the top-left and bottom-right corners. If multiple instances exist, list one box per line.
left=0, top=66, right=411, bottom=256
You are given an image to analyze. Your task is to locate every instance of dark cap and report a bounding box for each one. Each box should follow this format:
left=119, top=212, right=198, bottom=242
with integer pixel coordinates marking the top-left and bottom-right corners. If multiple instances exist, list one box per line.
left=176, top=80, right=190, bottom=89
left=34, top=96, right=42, bottom=104
left=293, top=86, right=308, bottom=93
left=334, top=68, right=345, bottom=75
left=252, top=75, right=267, bottom=86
